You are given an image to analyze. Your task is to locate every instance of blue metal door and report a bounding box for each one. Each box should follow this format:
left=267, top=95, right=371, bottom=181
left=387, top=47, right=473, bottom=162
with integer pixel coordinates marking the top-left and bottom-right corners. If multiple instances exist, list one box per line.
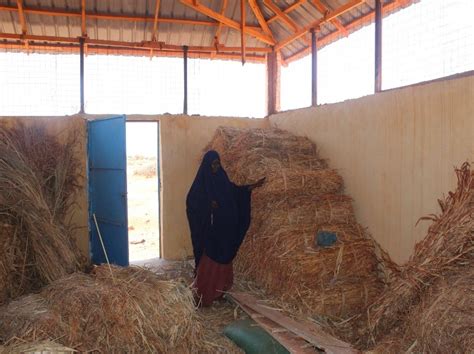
left=88, top=115, right=128, bottom=266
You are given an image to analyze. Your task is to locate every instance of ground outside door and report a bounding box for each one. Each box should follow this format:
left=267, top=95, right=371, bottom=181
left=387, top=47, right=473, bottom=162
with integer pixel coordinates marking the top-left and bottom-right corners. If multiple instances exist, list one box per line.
left=88, top=115, right=129, bottom=266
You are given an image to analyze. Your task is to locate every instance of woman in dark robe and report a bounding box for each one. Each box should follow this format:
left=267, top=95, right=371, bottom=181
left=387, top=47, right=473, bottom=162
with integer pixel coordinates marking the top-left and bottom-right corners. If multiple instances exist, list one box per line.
left=186, top=150, right=264, bottom=307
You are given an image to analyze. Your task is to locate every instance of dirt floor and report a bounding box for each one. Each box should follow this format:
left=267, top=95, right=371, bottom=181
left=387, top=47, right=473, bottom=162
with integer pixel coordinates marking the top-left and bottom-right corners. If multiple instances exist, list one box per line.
left=127, top=155, right=160, bottom=262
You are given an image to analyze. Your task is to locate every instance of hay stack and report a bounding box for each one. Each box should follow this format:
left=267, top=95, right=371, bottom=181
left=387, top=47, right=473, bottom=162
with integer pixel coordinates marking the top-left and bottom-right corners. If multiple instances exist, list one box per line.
left=0, top=124, right=86, bottom=303
left=0, top=265, right=206, bottom=353
left=368, top=162, right=474, bottom=343
left=206, top=127, right=393, bottom=323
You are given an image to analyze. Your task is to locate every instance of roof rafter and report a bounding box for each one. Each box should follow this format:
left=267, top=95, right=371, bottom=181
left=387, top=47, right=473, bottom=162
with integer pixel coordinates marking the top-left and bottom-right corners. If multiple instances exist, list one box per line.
left=214, top=0, right=228, bottom=45
left=152, top=0, right=161, bottom=41
left=179, top=0, right=275, bottom=45
left=248, top=0, right=273, bottom=39
left=311, top=0, right=348, bottom=36
left=275, top=0, right=364, bottom=50
left=263, top=0, right=297, bottom=32
left=16, top=0, right=29, bottom=50
left=81, top=0, right=86, bottom=36
left=267, top=0, right=306, bottom=25
left=0, top=4, right=261, bottom=31
left=263, top=0, right=311, bottom=48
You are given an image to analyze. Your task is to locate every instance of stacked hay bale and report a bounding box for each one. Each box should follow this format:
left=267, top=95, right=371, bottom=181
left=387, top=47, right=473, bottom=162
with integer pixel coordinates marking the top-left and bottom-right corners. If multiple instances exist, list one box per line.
left=368, top=162, right=474, bottom=352
left=207, top=127, right=393, bottom=322
left=0, top=265, right=207, bottom=353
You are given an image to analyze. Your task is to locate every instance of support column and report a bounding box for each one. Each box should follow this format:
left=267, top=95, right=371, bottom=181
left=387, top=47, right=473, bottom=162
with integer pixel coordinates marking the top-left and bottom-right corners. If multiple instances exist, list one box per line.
left=267, top=48, right=280, bottom=116
left=311, top=28, right=317, bottom=107
left=374, top=0, right=382, bottom=92
left=79, top=37, right=85, bottom=113
left=183, top=45, right=188, bottom=115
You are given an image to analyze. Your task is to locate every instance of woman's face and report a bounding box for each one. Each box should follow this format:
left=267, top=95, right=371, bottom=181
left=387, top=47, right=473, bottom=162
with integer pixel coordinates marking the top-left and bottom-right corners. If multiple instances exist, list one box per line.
left=211, top=159, right=221, bottom=174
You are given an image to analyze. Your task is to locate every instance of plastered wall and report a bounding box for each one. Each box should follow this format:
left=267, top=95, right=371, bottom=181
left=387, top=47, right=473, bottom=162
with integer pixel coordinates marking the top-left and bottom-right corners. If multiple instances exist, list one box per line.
left=128, top=115, right=269, bottom=260
left=0, top=116, right=89, bottom=258
left=0, top=114, right=267, bottom=262
left=269, top=75, right=474, bottom=264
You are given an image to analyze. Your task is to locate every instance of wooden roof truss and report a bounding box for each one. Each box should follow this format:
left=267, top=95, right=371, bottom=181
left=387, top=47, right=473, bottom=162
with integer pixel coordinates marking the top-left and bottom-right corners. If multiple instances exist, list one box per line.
left=0, top=0, right=409, bottom=64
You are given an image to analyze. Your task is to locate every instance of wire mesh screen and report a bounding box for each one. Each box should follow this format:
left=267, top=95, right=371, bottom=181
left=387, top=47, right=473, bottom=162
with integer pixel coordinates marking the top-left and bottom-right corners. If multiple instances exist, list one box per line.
left=85, top=55, right=184, bottom=115
left=0, top=47, right=79, bottom=116
left=188, top=58, right=266, bottom=118
left=383, top=0, right=474, bottom=90
left=318, top=23, right=375, bottom=105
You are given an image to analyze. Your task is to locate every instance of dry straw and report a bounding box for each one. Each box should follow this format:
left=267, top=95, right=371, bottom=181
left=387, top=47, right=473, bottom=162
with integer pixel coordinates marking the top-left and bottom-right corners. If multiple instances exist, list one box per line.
left=370, top=267, right=474, bottom=353
left=0, top=124, right=86, bottom=301
left=367, top=162, right=474, bottom=344
left=206, top=126, right=395, bottom=347
left=0, top=266, right=208, bottom=353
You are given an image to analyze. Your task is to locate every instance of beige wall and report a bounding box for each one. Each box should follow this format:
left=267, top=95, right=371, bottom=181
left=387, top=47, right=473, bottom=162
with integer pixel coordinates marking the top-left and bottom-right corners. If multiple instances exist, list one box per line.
left=0, top=116, right=89, bottom=258
left=128, top=115, right=269, bottom=260
left=0, top=114, right=267, bottom=262
left=269, top=75, right=474, bottom=264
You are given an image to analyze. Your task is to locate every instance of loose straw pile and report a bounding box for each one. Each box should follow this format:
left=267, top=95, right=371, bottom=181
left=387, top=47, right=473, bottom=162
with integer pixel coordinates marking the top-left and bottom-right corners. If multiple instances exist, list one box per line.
left=367, top=162, right=474, bottom=350
left=0, top=124, right=86, bottom=303
left=0, top=266, right=209, bottom=353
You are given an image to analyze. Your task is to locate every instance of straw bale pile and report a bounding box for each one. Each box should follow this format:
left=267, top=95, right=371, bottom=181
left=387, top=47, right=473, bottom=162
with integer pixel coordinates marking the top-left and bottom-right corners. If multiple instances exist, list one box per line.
left=0, top=265, right=208, bottom=353
left=206, top=127, right=393, bottom=322
left=367, top=162, right=474, bottom=348
left=0, top=124, right=86, bottom=303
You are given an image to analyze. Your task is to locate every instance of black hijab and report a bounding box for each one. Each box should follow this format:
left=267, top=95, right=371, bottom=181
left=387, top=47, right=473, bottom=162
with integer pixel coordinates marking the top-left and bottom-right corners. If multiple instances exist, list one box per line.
left=186, top=150, right=252, bottom=267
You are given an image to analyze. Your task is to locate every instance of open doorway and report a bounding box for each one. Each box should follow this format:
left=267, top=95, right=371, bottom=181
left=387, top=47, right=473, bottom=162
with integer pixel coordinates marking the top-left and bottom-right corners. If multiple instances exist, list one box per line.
left=126, top=122, right=160, bottom=262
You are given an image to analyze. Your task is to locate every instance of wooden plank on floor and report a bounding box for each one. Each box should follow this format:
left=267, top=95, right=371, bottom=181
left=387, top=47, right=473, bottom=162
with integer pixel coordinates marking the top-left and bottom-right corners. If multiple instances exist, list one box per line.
left=229, top=292, right=360, bottom=354
left=238, top=301, right=317, bottom=354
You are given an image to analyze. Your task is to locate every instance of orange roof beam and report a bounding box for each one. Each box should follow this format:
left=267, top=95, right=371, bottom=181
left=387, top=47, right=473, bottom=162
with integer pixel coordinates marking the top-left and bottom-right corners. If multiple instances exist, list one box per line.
left=214, top=0, right=228, bottom=46
left=0, top=41, right=267, bottom=62
left=81, top=0, right=86, bottom=36
left=16, top=0, right=29, bottom=50
left=149, top=0, right=161, bottom=58
left=0, top=32, right=271, bottom=54
left=275, top=0, right=364, bottom=51
left=152, top=0, right=161, bottom=41
left=0, top=4, right=261, bottom=31
left=248, top=0, right=274, bottom=40
left=263, top=0, right=297, bottom=32
left=180, top=0, right=275, bottom=45
left=267, top=0, right=307, bottom=25
left=263, top=0, right=311, bottom=47
left=311, top=0, right=348, bottom=36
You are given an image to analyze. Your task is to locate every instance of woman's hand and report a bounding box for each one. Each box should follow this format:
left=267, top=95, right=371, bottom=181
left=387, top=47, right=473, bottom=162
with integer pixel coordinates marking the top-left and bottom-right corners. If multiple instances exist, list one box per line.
left=249, top=177, right=266, bottom=191
left=211, top=200, right=219, bottom=209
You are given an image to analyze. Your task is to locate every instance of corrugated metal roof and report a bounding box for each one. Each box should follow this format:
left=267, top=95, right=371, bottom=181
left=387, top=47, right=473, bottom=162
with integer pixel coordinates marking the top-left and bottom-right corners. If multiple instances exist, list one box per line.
left=0, top=0, right=416, bottom=62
